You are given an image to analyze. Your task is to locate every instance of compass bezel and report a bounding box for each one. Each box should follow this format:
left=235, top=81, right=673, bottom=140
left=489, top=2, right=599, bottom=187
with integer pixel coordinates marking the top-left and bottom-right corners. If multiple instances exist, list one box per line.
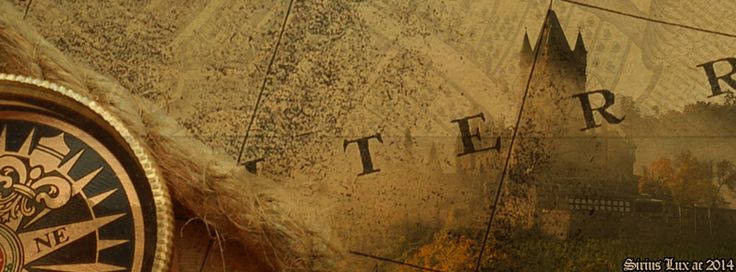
left=0, top=73, right=173, bottom=272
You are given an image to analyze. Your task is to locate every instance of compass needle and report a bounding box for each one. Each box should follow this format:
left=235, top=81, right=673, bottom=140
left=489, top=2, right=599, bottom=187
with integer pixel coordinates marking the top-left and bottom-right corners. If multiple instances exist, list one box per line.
left=71, top=168, right=103, bottom=196
left=57, top=150, right=84, bottom=175
left=19, top=213, right=126, bottom=263
left=96, top=239, right=129, bottom=251
left=21, top=209, right=49, bottom=230
left=86, top=189, right=118, bottom=208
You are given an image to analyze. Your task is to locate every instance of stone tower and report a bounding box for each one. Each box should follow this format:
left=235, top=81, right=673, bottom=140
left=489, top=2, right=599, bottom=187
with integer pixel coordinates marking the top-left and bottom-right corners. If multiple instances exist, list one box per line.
left=518, top=10, right=637, bottom=202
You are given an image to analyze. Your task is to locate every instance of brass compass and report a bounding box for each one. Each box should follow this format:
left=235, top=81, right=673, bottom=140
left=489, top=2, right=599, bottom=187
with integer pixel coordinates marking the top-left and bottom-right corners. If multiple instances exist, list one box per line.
left=0, top=74, right=172, bottom=272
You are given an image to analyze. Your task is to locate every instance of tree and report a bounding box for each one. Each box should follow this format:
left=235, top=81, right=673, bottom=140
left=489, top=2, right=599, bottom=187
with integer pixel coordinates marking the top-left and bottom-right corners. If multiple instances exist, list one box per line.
left=638, top=151, right=722, bottom=207
left=638, top=158, right=674, bottom=201
left=672, top=152, right=715, bottom=206
left=713, top=160, right=736, bottom=207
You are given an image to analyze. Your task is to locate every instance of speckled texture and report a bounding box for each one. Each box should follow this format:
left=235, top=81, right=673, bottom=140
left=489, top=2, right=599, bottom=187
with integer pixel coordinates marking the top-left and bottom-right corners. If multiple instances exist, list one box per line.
left=10, top=0, right=736, bottom=271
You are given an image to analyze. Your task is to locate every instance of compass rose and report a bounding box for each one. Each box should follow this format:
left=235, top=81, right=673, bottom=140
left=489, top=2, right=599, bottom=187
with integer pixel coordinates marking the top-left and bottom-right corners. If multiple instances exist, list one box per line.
left=0, top=126, right=131, bottom=272
left=0, top=75, right=172, bottom=272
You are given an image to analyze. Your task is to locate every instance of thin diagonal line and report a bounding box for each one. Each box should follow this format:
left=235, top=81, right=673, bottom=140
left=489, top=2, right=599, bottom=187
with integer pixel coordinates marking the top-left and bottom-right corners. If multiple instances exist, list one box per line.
left=473, top=1, right=554, bottom=271
left=349, top=251, right=443, bottom=272
left=236, top=0, right=296, bottom=164
left=561, top=0, right=736, bottom=38
left=23, top=0, right=33, bottom=19
left=198, top=239, right=214, bottom=272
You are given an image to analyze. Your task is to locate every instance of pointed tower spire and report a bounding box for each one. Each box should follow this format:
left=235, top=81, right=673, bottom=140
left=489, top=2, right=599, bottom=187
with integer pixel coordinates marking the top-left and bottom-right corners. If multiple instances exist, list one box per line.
left=572, top=31, right=588, bottom=72
left=574, top=31, right=587, bottom=53
left=520, top=29, right=534, bottom=68
left=543, top=10, right=572, bottom=54
left=522, top=31, right=533, bottom=54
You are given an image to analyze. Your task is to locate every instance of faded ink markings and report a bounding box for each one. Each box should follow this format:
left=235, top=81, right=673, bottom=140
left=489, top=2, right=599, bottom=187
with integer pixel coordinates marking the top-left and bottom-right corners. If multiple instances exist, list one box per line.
left=342, top=111, right=506, bottom=176
left=561, top=0, right=736, bottom=38
left=343, top=133, right=383, bottom=176
left=235, top=0, right=296, bottom=166
left=698, top=58, right=736, bottom=98
left=452, top=113, right=501, bottom=156
left=572, top=89, right=625, bottom=131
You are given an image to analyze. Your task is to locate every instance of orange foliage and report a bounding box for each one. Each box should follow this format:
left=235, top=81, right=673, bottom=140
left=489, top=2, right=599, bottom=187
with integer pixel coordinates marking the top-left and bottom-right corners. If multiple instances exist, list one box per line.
left=639, top=152, right=720, bottom=206
left=398, top=232, right=506, bottom=271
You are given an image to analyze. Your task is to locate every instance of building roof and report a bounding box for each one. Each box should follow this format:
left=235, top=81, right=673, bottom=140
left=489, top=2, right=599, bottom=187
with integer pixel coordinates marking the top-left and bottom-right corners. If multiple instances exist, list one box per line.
left=521, top=10, right=587, bottom=56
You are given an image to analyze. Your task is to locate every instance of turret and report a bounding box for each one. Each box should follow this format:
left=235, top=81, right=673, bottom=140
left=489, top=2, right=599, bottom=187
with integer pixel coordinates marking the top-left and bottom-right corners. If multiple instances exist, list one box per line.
left=520, top=10, right=585, bottom=67
left=521, top=31, right=534, bottom=67
left=542, top=10, right=572, bottom=59
left=573, top=31, right=587, bottom=70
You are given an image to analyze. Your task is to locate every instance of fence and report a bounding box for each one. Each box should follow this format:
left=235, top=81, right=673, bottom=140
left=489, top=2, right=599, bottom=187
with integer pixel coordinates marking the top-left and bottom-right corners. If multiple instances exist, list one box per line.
left=539, top=196, right=736, bottom=242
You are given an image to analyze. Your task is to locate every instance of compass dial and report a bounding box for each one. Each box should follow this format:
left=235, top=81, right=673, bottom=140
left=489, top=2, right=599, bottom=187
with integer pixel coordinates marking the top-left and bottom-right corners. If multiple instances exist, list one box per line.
left=0, top=76, right=172, bottom=272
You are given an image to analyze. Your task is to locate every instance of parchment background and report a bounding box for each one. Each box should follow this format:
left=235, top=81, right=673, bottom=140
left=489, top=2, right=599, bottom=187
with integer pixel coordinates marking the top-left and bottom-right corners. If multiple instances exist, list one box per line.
left=7, top=0, right=736, bottom=270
